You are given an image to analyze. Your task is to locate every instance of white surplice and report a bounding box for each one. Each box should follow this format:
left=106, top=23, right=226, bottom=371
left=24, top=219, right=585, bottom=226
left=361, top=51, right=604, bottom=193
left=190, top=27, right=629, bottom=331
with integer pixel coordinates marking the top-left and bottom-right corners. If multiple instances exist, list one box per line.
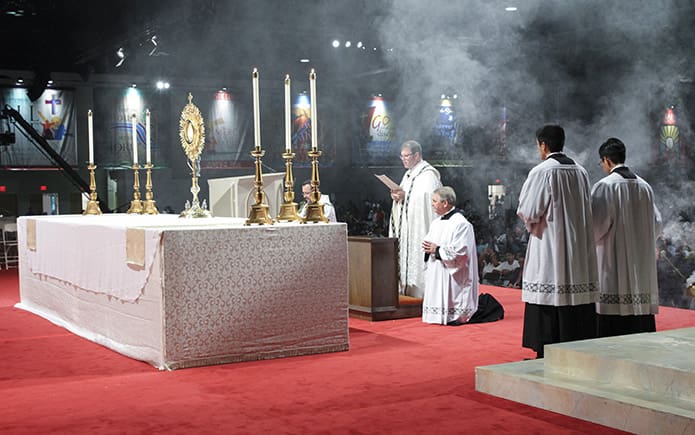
left=389, top=160, right=442, bottom=298
left=517, top=154, right=599, bottom=306
left=422, top=210, right=479, bottom=324
left=591, top=166, right=662, bottom=315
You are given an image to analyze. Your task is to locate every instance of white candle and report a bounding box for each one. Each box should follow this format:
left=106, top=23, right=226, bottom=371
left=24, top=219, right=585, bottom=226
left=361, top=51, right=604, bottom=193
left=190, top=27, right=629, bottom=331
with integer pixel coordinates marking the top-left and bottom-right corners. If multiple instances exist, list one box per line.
left=309, top=69, right=317, bottom=151
left=252, top=68, right=260, bottom=150
left=131, top=113, right=138, bottom=165
left=284, top=74, right=291, bottom=153
left=87, top=110, right=94, bottom=164
left=145, top=109, right=151, bottom=164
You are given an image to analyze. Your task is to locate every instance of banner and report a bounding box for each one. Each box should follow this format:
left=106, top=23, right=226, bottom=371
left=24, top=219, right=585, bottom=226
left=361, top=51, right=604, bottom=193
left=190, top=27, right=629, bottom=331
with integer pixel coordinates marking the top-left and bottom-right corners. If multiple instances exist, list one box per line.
left=0, top=87, right=77, bottom=167
left=93, top=87, right=158, bottom=168
left=200, top=90, right=252, bottom=169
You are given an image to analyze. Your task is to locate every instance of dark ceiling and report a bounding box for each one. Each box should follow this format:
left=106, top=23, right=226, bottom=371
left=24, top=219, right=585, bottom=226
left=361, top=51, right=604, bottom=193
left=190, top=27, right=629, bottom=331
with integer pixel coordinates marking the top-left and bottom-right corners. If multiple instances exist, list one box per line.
left=0, top=0, right=389, bottom=83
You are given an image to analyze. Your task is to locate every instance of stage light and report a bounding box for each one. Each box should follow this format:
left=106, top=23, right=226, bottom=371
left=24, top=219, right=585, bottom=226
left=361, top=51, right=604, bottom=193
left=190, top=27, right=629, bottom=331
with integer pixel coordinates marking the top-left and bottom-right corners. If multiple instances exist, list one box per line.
left=47, top=80, right=53, bottom=87
left=505, top=6, right=518, bottom=11
left=156, top=81, right=170, bottom=90
left=356, top=41, right=363, bottom=48
left=345, top=41, right=351, bottom=48
left=148, top=36, right=158, bottom=56
left=332, top=40, right=340, bottom=48
left=40, top=185, right=47, bottom=191
left=299, top=58, right=310, bottom=63
left=131, top=83, right=137, bottom=88
left=115, top=47, right=125, bottom=67
left=0, top=186, right=6, bottom=192
left=16, top=77, right=24, bottom=84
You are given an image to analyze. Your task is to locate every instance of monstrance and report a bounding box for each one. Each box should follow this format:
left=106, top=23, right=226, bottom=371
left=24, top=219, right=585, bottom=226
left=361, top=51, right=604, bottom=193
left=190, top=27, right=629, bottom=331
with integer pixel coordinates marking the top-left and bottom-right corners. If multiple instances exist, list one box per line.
left=179, top=93, right=212, bottom=218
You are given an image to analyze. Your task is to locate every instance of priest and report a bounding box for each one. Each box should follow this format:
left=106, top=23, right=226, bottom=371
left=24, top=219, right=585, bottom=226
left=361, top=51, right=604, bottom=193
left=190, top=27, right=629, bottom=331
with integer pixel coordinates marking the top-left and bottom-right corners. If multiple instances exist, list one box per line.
left=591, top=138, right=662, bottom=337
left=421, top=187, right=479, bottom=326
left=517, top=125, right=599, bottom=358
left=389, top=140, right=442, bottom=298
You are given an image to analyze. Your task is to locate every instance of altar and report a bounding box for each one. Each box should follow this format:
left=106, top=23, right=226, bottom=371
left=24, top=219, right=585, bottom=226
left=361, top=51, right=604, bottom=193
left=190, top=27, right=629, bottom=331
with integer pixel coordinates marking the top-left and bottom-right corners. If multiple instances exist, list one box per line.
left=15, top=215, right=349, bottom=370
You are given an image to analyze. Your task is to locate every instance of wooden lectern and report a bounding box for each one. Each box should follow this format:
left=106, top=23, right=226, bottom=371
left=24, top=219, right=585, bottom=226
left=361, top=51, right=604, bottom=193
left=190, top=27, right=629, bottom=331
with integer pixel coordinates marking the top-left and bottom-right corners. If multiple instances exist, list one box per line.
left=348, top=236, right=422, bottom=321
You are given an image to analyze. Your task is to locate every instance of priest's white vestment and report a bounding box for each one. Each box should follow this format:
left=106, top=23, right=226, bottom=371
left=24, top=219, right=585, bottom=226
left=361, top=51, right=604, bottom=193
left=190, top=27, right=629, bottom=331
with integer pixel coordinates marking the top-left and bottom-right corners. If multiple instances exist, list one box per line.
left=591, top=166, right=662, bottom=315
left=422, top=209, right=479, bottom=324
left=389, top=160, right=441, bottom=298
left=517, top=154, right=599, bottom=306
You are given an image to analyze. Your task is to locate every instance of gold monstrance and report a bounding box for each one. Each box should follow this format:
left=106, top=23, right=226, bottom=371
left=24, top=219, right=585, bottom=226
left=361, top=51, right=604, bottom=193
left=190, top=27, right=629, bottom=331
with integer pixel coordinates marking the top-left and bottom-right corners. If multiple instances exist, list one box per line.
left=179, top=93, right=212, bottom=218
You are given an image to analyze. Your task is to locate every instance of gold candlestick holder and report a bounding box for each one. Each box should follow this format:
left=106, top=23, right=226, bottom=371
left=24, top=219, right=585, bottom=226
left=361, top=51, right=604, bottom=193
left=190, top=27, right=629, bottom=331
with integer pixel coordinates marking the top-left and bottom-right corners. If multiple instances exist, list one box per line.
left=302, top=148, right=328, bottom=223
left=245, top=148, right=273, bottom=225
left=143, top=163, right=159, bottom=215
left=83, top=163, right=102, bottom=215
left=276, top=151, right=300, bottom=222
left=127, top=164, right=144, bottom=214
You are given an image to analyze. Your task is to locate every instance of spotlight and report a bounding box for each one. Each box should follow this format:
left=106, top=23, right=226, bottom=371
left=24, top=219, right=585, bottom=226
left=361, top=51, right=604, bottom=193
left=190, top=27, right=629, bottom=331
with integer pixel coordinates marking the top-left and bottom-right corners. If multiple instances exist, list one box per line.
left=299, top=58, right=310, bottom=63
left=505, top=6, right=518, bottom=12
left=131, top=83, right=137, bottom=88
left=148, top=36, right=158, bottom=56
left=16, top=77, right=24, bottom=85
left=115, top=47, right=125, bottom=67
left=156, top=81, right=170, bottom=90
left=356, top=41, right=363, bottom=48
left=345, top=41, right=351, bottom=48
left=332, top=40, right=340, bottom=48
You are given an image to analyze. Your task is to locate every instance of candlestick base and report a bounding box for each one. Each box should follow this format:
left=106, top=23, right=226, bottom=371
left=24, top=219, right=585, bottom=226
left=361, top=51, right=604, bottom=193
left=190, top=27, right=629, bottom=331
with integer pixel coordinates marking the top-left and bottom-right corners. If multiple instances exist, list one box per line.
left=84, top=199, right=102, bottom=215
left=127, top=199, right=144, bottom=214
left=303, top=202, right=329, bottom=223
left=276, top=201, right=300, bottom=222
left=246, top=203, right=273, bottom=225
left=143, top=199, right=159, bottom=215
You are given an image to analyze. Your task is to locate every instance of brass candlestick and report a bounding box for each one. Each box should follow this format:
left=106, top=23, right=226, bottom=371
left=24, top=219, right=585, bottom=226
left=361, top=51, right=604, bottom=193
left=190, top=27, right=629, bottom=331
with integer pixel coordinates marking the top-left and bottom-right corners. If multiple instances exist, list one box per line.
left=245, top=147, right=273, bottom=225
left=276, top=151, right=300, bottom=222
left=127, top=164, right=144, bottom=214
left=83, top=163, right=102, bottom=215
left=143, top=163, right=159, bottom=214
left=302, top=148, right=328, bottom=223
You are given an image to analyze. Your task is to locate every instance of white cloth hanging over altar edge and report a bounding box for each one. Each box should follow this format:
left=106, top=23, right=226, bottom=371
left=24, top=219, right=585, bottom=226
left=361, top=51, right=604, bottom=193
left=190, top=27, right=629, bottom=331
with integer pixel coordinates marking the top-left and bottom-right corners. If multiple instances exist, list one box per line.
left=18, top=214, right=247, bottom=302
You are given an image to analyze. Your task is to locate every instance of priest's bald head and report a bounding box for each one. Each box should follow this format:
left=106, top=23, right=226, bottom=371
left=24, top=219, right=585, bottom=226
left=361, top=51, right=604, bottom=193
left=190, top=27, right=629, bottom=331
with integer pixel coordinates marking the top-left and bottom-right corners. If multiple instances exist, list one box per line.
left=535, top=125, right=565, bottom=159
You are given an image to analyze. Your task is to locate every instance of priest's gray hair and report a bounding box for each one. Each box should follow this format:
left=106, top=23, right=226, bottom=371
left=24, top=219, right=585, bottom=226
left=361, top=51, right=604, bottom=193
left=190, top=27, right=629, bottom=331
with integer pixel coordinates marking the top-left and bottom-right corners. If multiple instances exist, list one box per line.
left=434, top=186, right=456, bottom=204
left=401, top=140, right=422, bottom=155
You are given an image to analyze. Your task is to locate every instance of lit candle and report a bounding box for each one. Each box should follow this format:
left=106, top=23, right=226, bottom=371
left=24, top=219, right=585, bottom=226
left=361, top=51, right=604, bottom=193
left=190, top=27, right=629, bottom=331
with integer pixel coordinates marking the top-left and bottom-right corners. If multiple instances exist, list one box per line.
left=131, top=113, right=138, bottom=165
left=145, top=109, right=151, bottom=164
left=284, top=74, right=291, bottom=153
left=309, top=69, right=317, bottom=151
left=87, top=110, right=94, bottom=164
left=252, top=68, right=261, bottom=150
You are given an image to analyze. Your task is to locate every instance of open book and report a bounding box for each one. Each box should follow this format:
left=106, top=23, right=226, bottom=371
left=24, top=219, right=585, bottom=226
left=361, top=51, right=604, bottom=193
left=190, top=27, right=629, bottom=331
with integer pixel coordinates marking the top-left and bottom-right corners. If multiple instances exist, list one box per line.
left=374, top=174, right=400, bottom=191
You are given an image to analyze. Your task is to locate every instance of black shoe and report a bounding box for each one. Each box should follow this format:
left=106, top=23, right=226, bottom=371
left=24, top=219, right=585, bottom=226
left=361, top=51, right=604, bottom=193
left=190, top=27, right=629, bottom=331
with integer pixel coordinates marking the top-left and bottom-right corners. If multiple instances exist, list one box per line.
left=446, top=319, right=463, bottom=326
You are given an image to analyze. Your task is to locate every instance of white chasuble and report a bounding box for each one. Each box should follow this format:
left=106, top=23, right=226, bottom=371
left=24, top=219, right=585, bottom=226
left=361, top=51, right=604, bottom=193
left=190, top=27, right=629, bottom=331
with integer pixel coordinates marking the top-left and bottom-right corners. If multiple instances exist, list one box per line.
left=422, top=210, right=479, bottom=324
left=389, top=160, right=441, bottom=298
left=517, top=155, right=599, bottom=306
left=591, top=167, right=662, bottom=315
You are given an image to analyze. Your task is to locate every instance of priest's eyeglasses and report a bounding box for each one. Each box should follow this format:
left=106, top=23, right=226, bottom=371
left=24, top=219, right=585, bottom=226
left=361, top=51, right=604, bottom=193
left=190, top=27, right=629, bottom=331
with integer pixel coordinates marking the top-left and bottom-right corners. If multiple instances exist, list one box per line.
left=400, top=153, right=413, bottom=159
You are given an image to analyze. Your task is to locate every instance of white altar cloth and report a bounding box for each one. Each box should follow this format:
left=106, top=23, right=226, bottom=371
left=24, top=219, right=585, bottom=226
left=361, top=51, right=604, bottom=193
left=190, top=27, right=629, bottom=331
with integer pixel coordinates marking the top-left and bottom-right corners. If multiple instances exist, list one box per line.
left=16, top=215, right=349, bottom=370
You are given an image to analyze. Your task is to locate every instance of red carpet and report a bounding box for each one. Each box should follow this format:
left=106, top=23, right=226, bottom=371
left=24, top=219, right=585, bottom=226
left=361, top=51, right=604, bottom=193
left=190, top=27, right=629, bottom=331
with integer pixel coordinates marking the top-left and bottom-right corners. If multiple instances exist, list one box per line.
left=1, top=268, right=693, bottom=434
